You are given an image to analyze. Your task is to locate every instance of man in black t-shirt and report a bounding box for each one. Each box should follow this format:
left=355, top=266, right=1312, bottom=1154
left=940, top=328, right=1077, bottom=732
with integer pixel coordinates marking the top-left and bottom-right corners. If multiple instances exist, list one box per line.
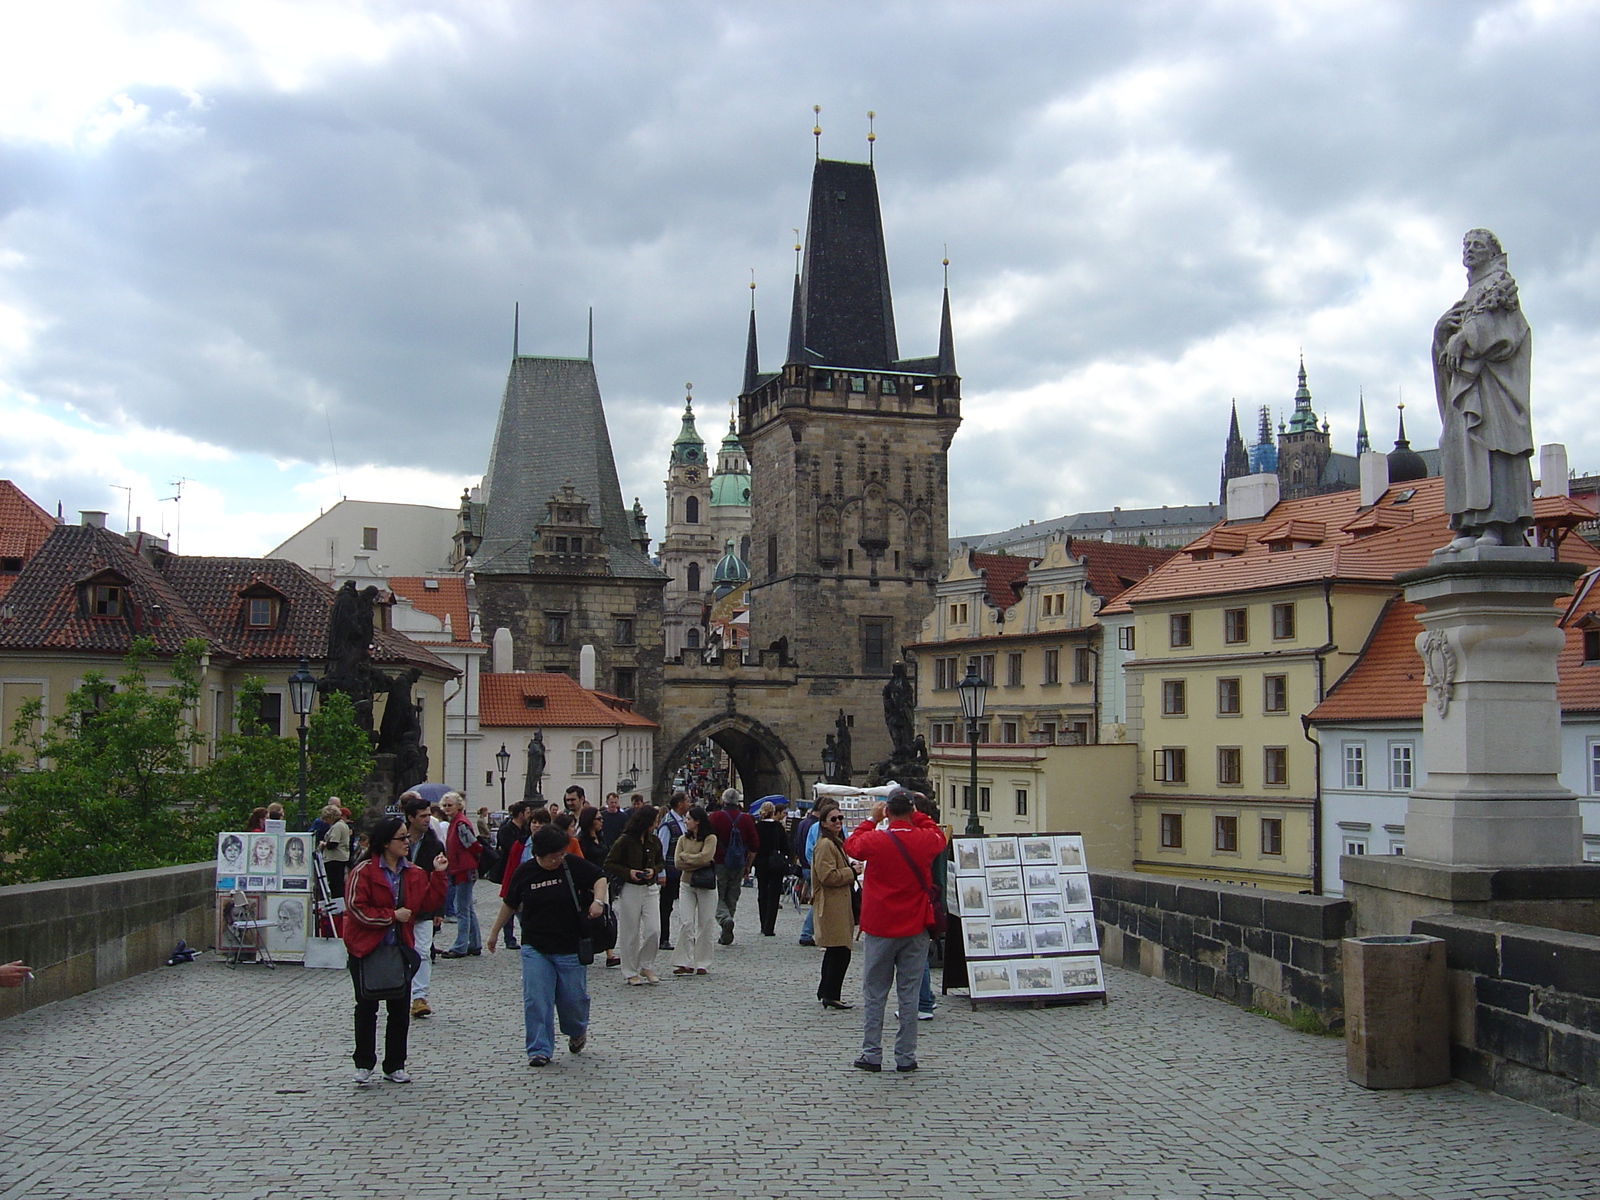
left=488, top=824, right=609, bottom=1067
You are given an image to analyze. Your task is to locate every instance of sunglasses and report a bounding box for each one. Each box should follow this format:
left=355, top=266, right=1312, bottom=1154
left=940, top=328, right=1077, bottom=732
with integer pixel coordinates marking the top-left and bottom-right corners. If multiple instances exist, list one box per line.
left=826, top=815, right=845, bottom=823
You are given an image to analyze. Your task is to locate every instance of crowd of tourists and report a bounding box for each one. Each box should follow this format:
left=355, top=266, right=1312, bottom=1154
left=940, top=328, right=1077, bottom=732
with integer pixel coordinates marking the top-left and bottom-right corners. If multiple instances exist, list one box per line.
left=336, top=782, right=947, bottom=1082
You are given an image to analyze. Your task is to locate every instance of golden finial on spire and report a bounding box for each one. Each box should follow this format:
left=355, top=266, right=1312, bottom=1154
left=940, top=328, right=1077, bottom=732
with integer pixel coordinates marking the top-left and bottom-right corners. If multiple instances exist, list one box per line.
left=793, top=228, right=802, bottom=274
left=867, top=110, right=875, bottom=165
left=813, top=104, right=821, bottom=159
left=685, top=381, right=693, bottom=410
left=749, top=268, right=756, bottom=307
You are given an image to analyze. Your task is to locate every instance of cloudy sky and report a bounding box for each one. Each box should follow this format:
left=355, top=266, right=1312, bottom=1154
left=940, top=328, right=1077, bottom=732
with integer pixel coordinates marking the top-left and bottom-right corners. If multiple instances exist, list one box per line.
left=2, top=0, right=1597, bottom=555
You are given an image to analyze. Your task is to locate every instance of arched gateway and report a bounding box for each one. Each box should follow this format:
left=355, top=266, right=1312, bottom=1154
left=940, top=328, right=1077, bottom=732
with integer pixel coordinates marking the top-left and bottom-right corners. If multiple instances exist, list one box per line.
left=654, top=712, right=803, bottom=805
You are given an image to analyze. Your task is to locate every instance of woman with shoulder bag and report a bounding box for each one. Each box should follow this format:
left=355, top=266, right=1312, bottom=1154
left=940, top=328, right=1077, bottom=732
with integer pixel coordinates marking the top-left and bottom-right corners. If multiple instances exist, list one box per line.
left=753, top=800, right=792, bottom=937
left=342, top=815, right=447, bottom=1085
left=603, top=805, right=664, bottom=985
left=810, top=804, right=858, bottom=1009
left=669, top=806, right=719, bottom=976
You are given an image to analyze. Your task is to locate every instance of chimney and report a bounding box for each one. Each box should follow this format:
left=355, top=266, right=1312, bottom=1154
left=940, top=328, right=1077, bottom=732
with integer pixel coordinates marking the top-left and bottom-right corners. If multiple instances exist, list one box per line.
left=1359, top=450, right=1390, bottom=507
left=1540, top=444, right=1570, bottom=498
left=492, top=627, right=513, bottom=673
left=579, top=644, right=597, bottom=691
left=1225, top=473, right=1280, bottom=523
left=80, top=510, right=107, bottom=528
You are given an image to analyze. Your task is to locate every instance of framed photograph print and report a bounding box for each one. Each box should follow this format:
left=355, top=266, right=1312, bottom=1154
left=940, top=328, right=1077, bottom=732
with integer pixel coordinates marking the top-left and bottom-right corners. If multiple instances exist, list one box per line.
left=970, top=962, right=1015, bottom=995
left=991, top=923, right=1031, bottom=956
left=953, top=839, right=984, bottom=874
left=1029, top=922, right=1068, bottom=954
left=1061, top=873, right=1093, bottom=911
left=989, top=895, right=1027, bottom=924
left=986, top=866, right=1023, bottom=896
left=1055, top=835, right=1086, bottom=870
left=1066, top=913, right=1099, bottom=952
left=1028, top=894, right=1064, bottom=922
left=961, top=919, right=995, bottom=958
left=982, top=836, right=1019, bottom=867
left=1014, top=962, right=1055, bottom=994
left=1055, top=956, right=1105, bottom=994
left=1019, top=837, right=1056, bottom=863
left=957, top=876, right=991, bottom=919
left=1023, top=866, right=1060, bottom=894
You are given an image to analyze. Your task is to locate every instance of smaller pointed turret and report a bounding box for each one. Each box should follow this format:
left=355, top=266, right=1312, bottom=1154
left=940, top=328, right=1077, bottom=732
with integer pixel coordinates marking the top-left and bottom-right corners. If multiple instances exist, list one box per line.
left=670, top=391, right=704, bottom=468
left=784, top=267, right=805, bottom=367
left=1387, top=403, right=1428, bottom=483
left=1355, top=392, right=1370, bottom=456
left=937, top=285, right=957, bottom=377
left=1286, top=355, right=1319, bottom=434
left=1219, top=400, right=1250, bottom=503
left=743, top=294, right=760, bottom=397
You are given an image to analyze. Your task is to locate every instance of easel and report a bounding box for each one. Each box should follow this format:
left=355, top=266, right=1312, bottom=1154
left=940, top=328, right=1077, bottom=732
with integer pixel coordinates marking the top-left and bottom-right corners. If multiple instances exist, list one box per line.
left=224, top=888, right=276, bottom=968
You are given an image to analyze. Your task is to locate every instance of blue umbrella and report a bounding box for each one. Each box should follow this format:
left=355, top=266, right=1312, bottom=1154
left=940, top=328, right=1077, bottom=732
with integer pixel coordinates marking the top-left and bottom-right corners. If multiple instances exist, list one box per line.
left=406, top=782, right=455, bottom=804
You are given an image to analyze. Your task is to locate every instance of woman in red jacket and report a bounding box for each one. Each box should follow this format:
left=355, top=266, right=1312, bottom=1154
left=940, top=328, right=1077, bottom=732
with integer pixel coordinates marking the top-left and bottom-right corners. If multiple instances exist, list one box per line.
left=343, top=815, right=448, bottom=1086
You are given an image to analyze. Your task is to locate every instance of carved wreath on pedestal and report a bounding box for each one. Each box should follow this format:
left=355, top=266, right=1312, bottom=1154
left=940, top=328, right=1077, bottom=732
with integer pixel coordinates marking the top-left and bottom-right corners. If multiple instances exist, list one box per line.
left=1420, top=629, right=1457, bottom=717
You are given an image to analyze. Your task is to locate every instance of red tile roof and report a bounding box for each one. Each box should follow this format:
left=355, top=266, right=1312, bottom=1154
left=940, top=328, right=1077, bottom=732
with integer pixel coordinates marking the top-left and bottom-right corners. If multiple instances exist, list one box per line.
left=970, top=552, right=1032, bottom=613
left=1066, top=539, right=1181, bottom=602
left=388, top=575, right=474, bottom=643
left=479, top=672, right=657, bottom=729
left=0, top=481, right=59, bottom=601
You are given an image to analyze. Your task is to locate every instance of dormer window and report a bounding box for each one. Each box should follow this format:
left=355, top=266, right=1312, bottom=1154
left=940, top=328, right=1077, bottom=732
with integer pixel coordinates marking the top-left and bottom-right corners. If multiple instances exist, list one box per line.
left=92, top=584, right=124, bottom=617
left=247, top=598, right=277, bottom=628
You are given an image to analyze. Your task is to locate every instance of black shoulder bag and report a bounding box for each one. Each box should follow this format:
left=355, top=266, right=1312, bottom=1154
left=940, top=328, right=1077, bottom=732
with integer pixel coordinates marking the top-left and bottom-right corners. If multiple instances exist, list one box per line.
left=886, top=831, right=948, bottom=937
left=562, top=859, right=618, bottom=966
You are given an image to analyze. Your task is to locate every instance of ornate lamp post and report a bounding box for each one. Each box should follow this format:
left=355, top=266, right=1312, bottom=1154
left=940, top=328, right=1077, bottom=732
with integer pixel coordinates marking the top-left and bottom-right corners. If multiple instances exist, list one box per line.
left=956, top=663, right=989, bottom=838
left=495, top=743, right=510, bottom=812
left=822, top=740, right=837, bottom=787
left=287, top=658, right=318, bottom=830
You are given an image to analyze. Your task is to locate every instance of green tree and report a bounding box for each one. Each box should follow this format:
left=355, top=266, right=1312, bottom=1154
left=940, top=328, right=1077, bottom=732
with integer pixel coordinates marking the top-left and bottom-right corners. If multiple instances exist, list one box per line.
left=305, top=689, right=373, bottom=815
left=194, top=676, right=296, bottom=839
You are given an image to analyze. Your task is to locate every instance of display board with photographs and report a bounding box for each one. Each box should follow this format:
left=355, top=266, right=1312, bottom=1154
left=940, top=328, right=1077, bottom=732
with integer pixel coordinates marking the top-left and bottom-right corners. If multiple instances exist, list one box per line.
left=947, top=833, right=1104, bottom=1004
left=215, top=831, right=315, bottom=961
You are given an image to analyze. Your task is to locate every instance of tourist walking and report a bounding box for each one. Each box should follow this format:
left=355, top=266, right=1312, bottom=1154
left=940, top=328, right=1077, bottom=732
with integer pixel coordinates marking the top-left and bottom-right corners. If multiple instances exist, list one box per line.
left=753, top=801, right=792, bottom=937
left=492, top=801, right=534, bottom=950
left=399, top=794, right=446, bottom=1018
left=707, top=789, right=757, bottom=945
left=440, top=793, right=483, bottom=958
left=487, top=823, right=608, bottom=1068
left=577, top=806, right=607, bottom=864
left=811, top=805, right=857, bottom=1009
left=342, top=815, right=447, bottom=1085
left=604, top=805, right=663, bottom=985
left=793, top=802, right=824, bottom=945
left=318, top=804, right=352, bottom=901
left=843, top=791, right=947, bottom=1073
left=670, top=806, right=718, bottom=975
left=656, top=791, right=690, bottom=951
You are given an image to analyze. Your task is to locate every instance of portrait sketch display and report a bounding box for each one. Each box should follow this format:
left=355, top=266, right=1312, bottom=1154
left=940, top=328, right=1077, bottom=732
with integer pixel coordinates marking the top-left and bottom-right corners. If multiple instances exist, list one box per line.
left=990, top=895, right=1027, bottom=924
left=1014, top=963, right=1055, bottom=993
left=1029, top=922, right=1068, bottom=954
left=216, top=832, right=247, bottom=887
left=1062, top=873, right=1092, bottom=911
left=954, top=839, right=984, bottom=874
left=1024, top=866, right=1059, bottom=894
left=265, top=895, right=308, bottom=956
left=279, top=835, right=312, bottom=890
left=991, top=923, right=1031, bottom=955
left=1019, top=837, right=1056, bottom=863
left=957, top=877, right=990, bottom=919
left=1056, top=957, right=1105, bottom=994
left=247, top=834, right=279, bottom=875
left=986, top=866, right=1023, bottom=895
left=961, top=919, right=994, bottom=958
left=1067, top=913, right=1099, bottom=952
left=1055, top=835, right=1085, bottom=870
left=970, top=962, right=1015, bottom=994
left=982, top=836, right=1019, bottom=866
left=1028, top=894, right=1064, bottom=922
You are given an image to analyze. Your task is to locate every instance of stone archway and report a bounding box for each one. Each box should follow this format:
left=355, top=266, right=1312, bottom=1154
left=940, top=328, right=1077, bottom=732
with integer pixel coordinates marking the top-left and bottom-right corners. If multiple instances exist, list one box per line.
left=654, top=712, right=804, bottom=805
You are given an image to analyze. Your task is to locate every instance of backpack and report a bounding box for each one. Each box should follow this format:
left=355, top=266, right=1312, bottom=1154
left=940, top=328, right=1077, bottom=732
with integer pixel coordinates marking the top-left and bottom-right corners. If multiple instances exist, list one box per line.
left=794, top=816, right=818, bottom=869
left=661, top=811, right=686, bottom=874
left=723, top=811, right=747, bottom=872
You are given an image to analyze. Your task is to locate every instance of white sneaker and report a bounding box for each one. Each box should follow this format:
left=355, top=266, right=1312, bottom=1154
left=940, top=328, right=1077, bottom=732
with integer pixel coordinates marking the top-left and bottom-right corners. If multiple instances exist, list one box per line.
left=918, top=1010, right=934, bottom=1021
left=383, top=1068, right=412, bottom=1084
left=352, top=1067, right=373, bottom=1085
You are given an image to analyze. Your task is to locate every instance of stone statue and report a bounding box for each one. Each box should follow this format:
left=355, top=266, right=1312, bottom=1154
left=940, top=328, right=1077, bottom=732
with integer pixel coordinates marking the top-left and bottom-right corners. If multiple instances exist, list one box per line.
left=883, top=662, right=916, bottom=759
left=524, top=731, right=546, bottom=801
left=324, top=580, right=388, bottom=733
left=1433, top=228, right=1535, bottom=549
left=834, top=709, right=852, bottom=784
left=375, top=667, right=421, bottom=757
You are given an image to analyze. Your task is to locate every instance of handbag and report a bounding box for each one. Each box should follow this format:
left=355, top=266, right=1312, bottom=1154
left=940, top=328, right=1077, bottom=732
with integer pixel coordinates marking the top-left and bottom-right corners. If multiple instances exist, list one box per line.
left=352, top=942, right=419, bottom=1001
left=886, top=831, right=947, bottom=937
left=562, top=861, right=619, bottom=966
left=688, top=864, right=717, bottom=890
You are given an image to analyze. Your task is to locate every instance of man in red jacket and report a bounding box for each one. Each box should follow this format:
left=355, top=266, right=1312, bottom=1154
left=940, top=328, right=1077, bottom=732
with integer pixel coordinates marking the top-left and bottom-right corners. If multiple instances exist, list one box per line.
left=843, top=790, right=947, bottom=1073
left=440, top=793, right=483, bottom=958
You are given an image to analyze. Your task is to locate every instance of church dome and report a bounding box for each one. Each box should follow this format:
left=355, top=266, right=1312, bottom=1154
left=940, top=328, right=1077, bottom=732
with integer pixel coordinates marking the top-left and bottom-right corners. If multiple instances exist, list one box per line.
left=670, top=398, right=704, bottom=467
left=711, top=539, right=749, bottom=589
left=1387, top=428, right=1429, bottom=483
left=710, top=472, right=751, bottom=506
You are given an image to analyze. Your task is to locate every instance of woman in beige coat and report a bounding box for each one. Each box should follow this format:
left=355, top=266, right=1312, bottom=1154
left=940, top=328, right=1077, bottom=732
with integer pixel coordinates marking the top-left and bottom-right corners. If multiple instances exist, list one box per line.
left=670, top=806, right=719, bottom=975
left=809, top=804, right=858, bottom=1009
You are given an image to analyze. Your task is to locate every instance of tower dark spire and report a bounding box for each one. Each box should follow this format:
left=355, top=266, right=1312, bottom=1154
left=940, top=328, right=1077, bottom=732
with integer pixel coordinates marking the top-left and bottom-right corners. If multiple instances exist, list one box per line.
left=743, top=277, right=760, bottom=396
left=513, top=302, right=519, bottom=357
left=1220, top=400, right=1250, bottom=502
left=937, top=260, right=956, bottom=378
left=1387, top=401, right=1429, bottom=483
left=1355, top=391, right=1370, bottom=456
left=784, top=263, right=805, bottom=367
left=586, top=307, right=593, bottom=361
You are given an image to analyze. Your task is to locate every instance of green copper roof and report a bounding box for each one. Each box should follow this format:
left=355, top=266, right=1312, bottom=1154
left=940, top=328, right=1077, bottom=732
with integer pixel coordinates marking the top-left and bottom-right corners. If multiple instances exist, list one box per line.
left=712, top=539, right=750, bottom=586
left=710, top=472, right=750, bottom=507
left=670, top=401, right=704, bottom=466
left=1286, top=359, right=1319, bottom=434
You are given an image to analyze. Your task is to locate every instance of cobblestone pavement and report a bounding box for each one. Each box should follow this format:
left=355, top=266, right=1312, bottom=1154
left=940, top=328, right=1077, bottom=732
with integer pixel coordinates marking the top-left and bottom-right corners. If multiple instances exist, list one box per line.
left=3, top=888, right=1599, bottom=1200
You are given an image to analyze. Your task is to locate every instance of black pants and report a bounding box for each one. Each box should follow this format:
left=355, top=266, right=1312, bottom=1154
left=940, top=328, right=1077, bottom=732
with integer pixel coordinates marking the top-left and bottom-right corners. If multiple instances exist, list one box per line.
left=351, top=977, right=410, bottom=1073
left=818, top=945, right=852, bottom=1003
left=324, top=860, right=347, bottom=902
left=659, top=872, right=680, bottom=942
left=756, top=865, right=787, bottom=935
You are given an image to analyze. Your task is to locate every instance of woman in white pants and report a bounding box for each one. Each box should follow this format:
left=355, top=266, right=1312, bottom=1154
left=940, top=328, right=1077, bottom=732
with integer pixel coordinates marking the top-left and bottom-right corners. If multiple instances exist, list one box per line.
left=671, top=807, right=720, bottom=975
left=603, top=805, right=663, bottom=985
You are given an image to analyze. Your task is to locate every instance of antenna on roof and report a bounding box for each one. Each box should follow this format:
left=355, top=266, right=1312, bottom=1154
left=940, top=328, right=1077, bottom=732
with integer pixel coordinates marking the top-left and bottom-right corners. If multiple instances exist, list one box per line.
left=513, top=301, right=519, bottom=357
left=162, top=478, right=192, bottom=554
left=867, top=110, right=875, bottom=165
left=587, top=307, right=593, bottom=361
left=110, top=483, right=132, bottom=534
left=812, top=105, right=821, bottom=160
left=325, top=406, right=343, bottom=500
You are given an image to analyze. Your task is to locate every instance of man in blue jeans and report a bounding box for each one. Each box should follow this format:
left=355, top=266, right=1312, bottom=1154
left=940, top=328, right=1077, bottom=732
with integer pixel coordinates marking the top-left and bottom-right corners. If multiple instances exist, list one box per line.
left=439, top=793, right=483, bottom=958
left=487, top=823, right=609, bottom=1067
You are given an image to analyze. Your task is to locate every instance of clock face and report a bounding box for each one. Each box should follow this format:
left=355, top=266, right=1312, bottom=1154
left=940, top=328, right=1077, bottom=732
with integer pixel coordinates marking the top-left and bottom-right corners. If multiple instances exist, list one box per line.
left=685, top=468, right=701, bottom=482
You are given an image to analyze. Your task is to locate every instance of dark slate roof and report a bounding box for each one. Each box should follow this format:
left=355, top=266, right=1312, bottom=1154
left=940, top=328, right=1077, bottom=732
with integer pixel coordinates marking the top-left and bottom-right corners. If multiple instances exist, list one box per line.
left=791, top=159, right=900, bottom=370
left=474, top=356, right=663, bottom=580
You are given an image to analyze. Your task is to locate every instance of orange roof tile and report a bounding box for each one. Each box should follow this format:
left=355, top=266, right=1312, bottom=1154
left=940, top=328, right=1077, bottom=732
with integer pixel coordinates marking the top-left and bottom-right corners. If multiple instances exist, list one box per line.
left=1066, top=539, right=1181, bottom=601
left=479, top=672, right=657, bottom=729
left=389, top=575, right=472, bottom=643
left=970, top=552, right=1032, bottom=613
left=0, top=480, right=58, bottom=601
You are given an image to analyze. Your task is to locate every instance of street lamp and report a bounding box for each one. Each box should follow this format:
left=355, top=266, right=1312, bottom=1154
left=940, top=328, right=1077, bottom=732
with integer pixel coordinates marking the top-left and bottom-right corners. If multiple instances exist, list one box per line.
left=287, top=657, right=318, bottom=830
left=495, top=743, right=511, bottom=812
left=822, top=739, right=837, bottom=785
left=956, top=662, right=989, bottom=838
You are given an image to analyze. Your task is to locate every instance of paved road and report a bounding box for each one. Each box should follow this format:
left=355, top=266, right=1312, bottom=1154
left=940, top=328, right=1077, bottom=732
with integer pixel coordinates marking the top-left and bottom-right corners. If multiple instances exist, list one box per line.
left=2, top=888, right=1598, bottom=1200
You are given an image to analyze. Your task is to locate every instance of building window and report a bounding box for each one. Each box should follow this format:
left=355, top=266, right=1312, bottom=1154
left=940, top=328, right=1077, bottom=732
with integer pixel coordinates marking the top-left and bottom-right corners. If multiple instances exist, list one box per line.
left=1002, top=720, right=1019, bottom=744
left=1118, top=626, right=1135, bottom=651
left=1154, top=748, right=1187, bottom=784
left=1586, top=630, right=1600, bottom=663
left=962, top=785, right=973, bottom=812
left=1161, top=679, right=1187, bottom=716
left=1034, top=721, right=1056, bottom=744
left=544, top=613, right=567, bottom=644
left=362, top=527, right=378, bottom=551
left=255, top=691, right=283, bottom=737
left=1264, top=746, right=1288, bottom=786
left=972, top=721, right=991, bottom=745
left=948, top=602, right=969, bottom=625
left=1263, top=674, right=1288, bottom=713
left=1344, top=837, right=1368, bottom=856
left=614, top=616, right=635, bottom=645
left=91, top=584, right=124, bottom=618
left=1590, top=742, right=1600, bottom=795
left=1214, top=815, right=1239, bottom=852
left=1272, top=603, right=1296, bottom=640
left=1015, top=788, right=1028, bottom=816
left=1160, top=812, right=1183, bottom=848
left=768, top=535, right=778, bottom=577
left=1224, top=608, right=1248, bottom=644
left=1006, top=652, right=1023, bottom=687
left=247, top=598, right=277, bottom=628
left=740, top=535, right=750, bottom=562
left=862, top=620, right=889, bottom=671
left=967, top=654, right=995, bottom=686
left=931, top=721, right=957, bottom=744
left=685, top=496, right=699, bottom=524
left=1390, top=743, right=1414, bottom=791
left=1343, top=743, right=1366, bottom=789
left=575, top=741, right=595, bottom=774
left=1217, top=747, right=1242, bottom=786
left=1043, top=649, right=1061, bottom=685
left=1261, top=818, right=1284, bottom=856
left=1073, top=647, right=1092, bottom=684
left=979, top=787, right=991, bottom=813
left=1217, top=677, right=1241, bottom=715
left=1169, top=613, right=1192, bottom=648
left=612, top=669, right=636, bottom=700
left=686, top=562, right=701, bottom=592
left=934, top=656, right=960, bottom=690
left=685, top=628, right=700, bottom=650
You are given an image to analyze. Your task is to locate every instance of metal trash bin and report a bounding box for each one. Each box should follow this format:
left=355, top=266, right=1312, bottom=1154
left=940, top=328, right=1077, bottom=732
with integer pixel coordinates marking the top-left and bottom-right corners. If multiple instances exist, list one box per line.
left=1343, top=934, right=1449, bottom=1089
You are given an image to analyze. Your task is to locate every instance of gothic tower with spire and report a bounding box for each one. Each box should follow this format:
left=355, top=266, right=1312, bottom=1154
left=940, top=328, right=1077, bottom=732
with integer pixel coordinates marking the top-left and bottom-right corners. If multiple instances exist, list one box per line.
left=1219, top=401, right=1250, bottom=503
left=737, top=153, right=961, bottom=779
left=1276, top=357, right=1334, bottom=499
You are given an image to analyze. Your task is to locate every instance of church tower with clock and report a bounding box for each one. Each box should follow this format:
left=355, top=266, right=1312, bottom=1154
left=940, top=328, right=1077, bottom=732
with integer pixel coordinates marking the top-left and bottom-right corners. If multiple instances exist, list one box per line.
left=660, top=391, right=715, bottom=660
